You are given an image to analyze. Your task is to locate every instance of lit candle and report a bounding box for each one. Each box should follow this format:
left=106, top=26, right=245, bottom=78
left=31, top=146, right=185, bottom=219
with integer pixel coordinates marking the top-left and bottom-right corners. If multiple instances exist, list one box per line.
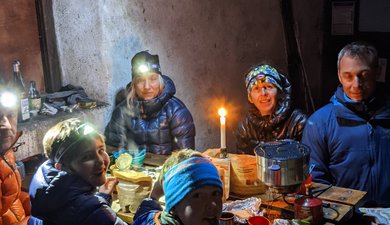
left=218, top=108, right=227, bottom=149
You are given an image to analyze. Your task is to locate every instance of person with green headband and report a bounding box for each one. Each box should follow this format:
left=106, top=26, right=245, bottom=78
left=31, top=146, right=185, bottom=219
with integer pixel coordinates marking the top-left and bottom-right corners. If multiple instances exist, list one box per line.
left=236, top=64, right=307, bottom=155
left=28, top=118, right=128, bottom=225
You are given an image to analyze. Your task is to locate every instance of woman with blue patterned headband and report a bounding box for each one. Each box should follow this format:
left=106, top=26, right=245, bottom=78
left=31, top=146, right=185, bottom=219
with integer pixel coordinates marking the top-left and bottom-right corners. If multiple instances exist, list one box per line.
left=236, top=64, right=307, bottom=154
left=132, top=149, right=223, bottom=225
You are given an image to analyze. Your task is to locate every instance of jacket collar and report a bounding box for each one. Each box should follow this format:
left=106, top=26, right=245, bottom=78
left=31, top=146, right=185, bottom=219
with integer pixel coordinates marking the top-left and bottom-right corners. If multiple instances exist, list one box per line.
left=332, top=85, right=390, bottom=125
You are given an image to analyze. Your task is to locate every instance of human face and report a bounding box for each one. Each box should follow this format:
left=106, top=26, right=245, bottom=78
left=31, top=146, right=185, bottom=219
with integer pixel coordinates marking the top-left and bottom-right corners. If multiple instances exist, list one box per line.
left=134, top=73, right=161, bottom=100
left=0, top=107, right=17, bottom=153
left=338, top=55, right=376, bottom=101
left=250, top=82, right=279, bottom=116
left=174, top=185, right=223, bottom=225
left=69, top=137, right=109, bottom=187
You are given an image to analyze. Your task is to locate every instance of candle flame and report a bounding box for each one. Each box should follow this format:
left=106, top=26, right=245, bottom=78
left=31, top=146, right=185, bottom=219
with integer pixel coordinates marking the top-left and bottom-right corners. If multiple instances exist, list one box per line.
left=218, top=108, right=227, bottom=117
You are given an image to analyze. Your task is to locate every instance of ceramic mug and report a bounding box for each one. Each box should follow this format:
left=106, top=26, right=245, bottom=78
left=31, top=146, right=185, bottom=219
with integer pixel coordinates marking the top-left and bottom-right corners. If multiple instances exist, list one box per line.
left=219, top=211, right=235, bottom=225
left=247, top=216, right=271, bottom=225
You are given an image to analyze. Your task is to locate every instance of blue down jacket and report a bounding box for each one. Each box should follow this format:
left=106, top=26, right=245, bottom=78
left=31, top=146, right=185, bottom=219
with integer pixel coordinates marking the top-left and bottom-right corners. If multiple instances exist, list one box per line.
left=132, top=198, right=182, bottom=225
left=28, top=160, right=127, bottom=225
left=302, top=85, right=390, bottom=207
left=104, top=75, right=195, bottom=155
left=131, top=198, right=162, bottom=225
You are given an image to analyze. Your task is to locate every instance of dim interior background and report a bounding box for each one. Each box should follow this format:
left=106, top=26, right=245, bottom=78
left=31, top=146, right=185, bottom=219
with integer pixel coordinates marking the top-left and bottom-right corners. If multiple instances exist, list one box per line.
left=1, top=0, right=389, bottom=159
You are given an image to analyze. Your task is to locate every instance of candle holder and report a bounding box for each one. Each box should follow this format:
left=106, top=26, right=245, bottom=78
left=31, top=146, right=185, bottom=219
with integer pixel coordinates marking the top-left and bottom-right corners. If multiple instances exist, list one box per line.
left=220, top=147, right=228, bottom=159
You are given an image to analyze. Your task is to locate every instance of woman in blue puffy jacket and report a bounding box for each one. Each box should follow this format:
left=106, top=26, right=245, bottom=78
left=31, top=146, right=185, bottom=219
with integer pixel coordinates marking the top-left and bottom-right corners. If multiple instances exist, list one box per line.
left=104, top=51, right=195, bottom=155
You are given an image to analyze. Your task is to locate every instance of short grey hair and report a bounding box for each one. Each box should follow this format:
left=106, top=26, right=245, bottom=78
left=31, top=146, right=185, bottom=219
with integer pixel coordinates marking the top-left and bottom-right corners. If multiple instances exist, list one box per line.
left=337, top=42, right=378, bottom=71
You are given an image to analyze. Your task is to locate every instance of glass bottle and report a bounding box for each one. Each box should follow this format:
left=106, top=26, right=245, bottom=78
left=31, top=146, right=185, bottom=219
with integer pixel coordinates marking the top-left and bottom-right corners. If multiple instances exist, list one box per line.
left=13, top=60, right=30, bottom=122
left=28, top=80, right=41, bottom=114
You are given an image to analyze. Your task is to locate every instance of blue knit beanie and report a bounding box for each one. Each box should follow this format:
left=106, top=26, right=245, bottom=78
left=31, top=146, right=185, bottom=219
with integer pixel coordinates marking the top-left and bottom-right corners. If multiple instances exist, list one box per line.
left=163, top=157, right=223, bottom=213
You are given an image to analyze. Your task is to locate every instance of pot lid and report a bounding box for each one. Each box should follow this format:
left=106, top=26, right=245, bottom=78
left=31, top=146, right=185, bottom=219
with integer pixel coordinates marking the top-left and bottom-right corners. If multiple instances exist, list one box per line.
left=254, top=139, right=310, bottom=160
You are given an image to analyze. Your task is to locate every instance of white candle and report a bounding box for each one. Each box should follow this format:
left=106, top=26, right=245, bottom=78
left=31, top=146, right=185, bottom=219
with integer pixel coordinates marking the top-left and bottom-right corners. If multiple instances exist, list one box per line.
left=218, top=108, right=227, bottom=149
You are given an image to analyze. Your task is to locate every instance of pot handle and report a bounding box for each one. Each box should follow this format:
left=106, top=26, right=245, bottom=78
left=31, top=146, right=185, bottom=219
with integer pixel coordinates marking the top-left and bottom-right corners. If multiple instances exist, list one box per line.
left=268, top=164, right=281, bottom=171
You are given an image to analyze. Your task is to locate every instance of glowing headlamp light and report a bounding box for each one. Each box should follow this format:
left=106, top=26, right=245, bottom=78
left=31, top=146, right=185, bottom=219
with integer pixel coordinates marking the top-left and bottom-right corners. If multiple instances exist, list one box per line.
left=138, top=64, right=149, bottom=73
left=82, top=124, right=94, bottom=135
left=0, top=91, right=18, bottom=109
left=53, top=123, right=97, bottom=163
left=135, top=63, right=161, bottom=76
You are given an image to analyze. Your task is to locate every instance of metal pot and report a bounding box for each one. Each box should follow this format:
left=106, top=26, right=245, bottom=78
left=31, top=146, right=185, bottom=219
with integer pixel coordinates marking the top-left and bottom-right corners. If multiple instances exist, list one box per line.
left=254, top=139, right=310, bottom=194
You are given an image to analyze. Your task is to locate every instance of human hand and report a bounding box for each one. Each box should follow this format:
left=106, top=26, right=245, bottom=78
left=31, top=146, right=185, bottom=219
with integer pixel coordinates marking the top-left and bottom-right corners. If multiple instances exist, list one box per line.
left=150, top=179, right=164, bottom=200
left=99, top=177, right=118, bottom=195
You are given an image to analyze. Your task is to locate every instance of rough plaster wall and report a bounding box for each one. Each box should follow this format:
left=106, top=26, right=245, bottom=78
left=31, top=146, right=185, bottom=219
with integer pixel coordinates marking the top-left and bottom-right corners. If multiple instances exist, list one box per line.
left=51, top=0, right=322, bottom=152
left=292, top=0, right=325, bottom=110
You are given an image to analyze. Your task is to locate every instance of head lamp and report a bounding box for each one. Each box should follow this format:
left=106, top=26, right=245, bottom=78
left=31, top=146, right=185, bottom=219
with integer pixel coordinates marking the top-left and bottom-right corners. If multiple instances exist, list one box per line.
left=134, top=62, right=161, bottom=76
left=53, top=123, right=97, bottom=163
left=0, top=91, right=18, bottom=109
left=138, top=64, right=149, bottom=74
left=82, top=124, right=94, bottom=135
left=131, top=51, right=161, bottom=78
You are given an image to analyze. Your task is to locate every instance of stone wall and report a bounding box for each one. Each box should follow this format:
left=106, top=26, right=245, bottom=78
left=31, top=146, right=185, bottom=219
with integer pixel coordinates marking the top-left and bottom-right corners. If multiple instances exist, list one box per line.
left=18, top=0, right=324, bottom=159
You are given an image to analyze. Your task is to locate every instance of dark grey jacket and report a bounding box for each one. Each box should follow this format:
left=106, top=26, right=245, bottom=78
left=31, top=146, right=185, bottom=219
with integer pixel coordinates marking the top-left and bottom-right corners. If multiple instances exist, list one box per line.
left=104, top=75, right=195, bottom=155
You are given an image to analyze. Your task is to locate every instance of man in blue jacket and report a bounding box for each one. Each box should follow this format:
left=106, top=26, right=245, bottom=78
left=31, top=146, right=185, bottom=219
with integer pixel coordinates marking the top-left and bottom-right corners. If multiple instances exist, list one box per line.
left=302, top=42, right=390, bottom=207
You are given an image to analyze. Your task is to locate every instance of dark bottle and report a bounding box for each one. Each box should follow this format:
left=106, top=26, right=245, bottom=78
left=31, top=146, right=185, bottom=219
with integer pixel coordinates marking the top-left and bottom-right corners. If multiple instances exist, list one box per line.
left=13, top=60, right=30, bottom=122
left=28, top=80, right=41, bottom=114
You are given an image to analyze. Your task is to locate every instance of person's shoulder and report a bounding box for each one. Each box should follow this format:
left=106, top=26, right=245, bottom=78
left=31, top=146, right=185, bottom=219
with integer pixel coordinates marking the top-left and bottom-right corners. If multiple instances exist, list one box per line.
left=305, top=103, right=336, bottom=126
left=133, top=210, right=160, bottom=225
left=289, top=109, right=308, bottom=125
left=110, top=100, right=129, bottom=116
left=291, top=109, right=307, bottom=119
left=168, top=96, right=186, bottom=106
left=165, top=96, right=192, bottom=115
left=310, top=103, right=334, bottom=117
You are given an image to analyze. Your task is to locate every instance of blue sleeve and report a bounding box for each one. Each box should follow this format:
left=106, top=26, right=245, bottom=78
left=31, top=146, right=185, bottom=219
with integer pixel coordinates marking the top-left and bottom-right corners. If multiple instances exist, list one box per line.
left=83, top=204, right=129, bottom=225
left=80, top=193, right=129, bottom=225
left=301, top=115, right=332, bottom=185
left=134, top=198, right=163, bottom=221
left=169, top=103, right=195, bottom=150
left=104, top=105, right=128, bottom=148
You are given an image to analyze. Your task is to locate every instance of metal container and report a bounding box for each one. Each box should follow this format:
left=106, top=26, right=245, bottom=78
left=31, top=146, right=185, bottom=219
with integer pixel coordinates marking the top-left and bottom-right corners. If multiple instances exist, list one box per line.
left=294, top=196, right=323, bottom=225
left=254, top=140, right=310, bottom=194
left=219, top=211, right=235, bottom=225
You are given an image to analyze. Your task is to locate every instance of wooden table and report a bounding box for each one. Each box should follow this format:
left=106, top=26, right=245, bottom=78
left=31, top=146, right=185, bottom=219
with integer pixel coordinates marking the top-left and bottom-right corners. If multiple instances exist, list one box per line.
left=257, top=182, right=366, bottom=224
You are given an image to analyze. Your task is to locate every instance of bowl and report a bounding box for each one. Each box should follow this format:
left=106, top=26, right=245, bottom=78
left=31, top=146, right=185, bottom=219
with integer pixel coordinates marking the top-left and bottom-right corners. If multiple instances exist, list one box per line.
left=247, top=216, right=271, bottom=225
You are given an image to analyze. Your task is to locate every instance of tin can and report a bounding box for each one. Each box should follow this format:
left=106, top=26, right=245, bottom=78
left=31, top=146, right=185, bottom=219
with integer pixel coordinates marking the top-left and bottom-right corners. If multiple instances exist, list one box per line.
left=294, top=196, right=323, bottom=225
